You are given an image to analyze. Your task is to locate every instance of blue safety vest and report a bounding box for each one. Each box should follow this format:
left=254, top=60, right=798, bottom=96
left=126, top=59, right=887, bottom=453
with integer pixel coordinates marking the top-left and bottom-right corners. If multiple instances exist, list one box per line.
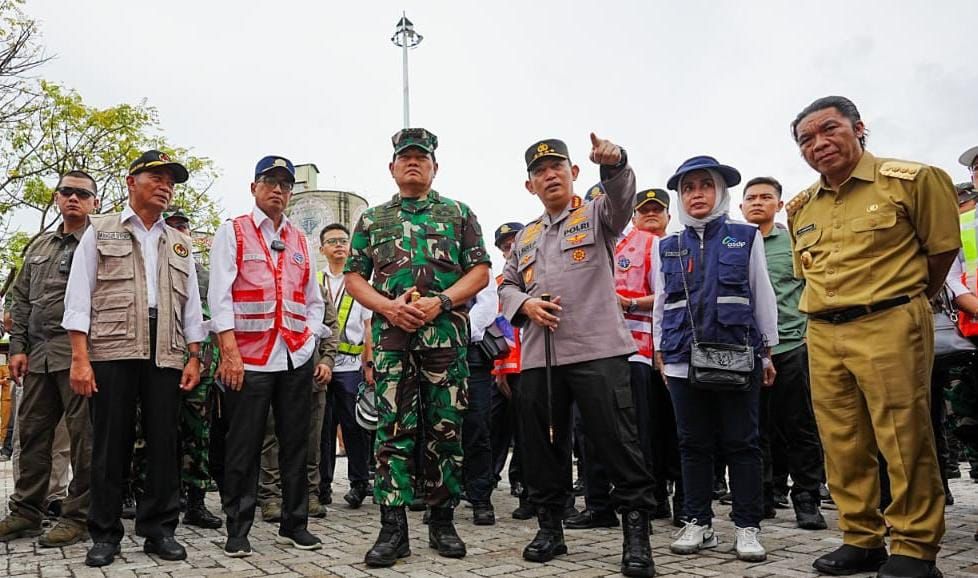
left=658, top=216, right=763, bottom=364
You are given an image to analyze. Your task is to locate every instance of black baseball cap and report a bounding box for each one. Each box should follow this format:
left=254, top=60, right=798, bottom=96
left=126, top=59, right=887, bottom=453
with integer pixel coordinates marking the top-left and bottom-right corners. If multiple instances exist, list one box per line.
left=494, top=222, right=524, bottom=247
left=525, top=139, right=570, bottom=170
left=129, top=150, right=189, bottom=184
left=635, top=188, right=670, bottom=210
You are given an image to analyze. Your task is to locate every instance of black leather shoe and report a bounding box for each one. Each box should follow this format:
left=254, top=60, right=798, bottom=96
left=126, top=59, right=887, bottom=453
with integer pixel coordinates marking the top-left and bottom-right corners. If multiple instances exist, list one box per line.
left=85, top=542, right=120, bottom=567
left=144, top=536, right=187, bottom=561
left=224, top=536, right=252, bottom=558
left=792, top=491, right=827, bottom=530
left=512, top=499, right=535, bottom=520
left=365, top=505, right=411, bottom=567
left=345, top=482, right=370, bottom=509
left=877, top=554, right=942, bottom=578
left=813, top=545, right=888, bottom=575
left=523, top=508, right=567, bottom=563
left=620, top=510, right=655, bottom=577
left=408, top=496, right=426, bottom=512
left=428, top=507, right=466, bottom=558
left=565, top=509, right=619, bottom=529
left=184, top=486, right=222, bottom=529
left=511, top=482, right=524, bottom=497
left=473, top=503, right=495, bottom=526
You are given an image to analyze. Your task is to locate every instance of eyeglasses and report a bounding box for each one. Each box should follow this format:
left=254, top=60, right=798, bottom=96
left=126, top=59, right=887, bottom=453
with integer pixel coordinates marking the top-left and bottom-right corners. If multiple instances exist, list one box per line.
left=258, top=175, right=294, bottom=192
left=56, top=186, right=95, bottom=200
left=323, top=237, right=349, bottom=246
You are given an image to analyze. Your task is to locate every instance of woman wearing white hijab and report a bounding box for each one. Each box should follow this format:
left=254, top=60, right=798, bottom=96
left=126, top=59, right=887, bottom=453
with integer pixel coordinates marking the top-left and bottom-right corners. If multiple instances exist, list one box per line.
left=650, top=156, right=779, bottom=562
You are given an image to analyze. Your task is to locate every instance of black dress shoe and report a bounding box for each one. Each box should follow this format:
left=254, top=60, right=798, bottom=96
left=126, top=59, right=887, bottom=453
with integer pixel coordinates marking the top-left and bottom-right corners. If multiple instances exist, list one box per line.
left=792, top=491, right=827, bottom=530
left=345, top=482, right=370, bottom=509
left=565, top=509, right=619, bottom=529
left=813, top=544, right=888, bottom=576
left=144, top=536, right=187, bottom=561
left=877, top=554, right=942, bottom=578
left=473, top=503, right=495, bottom=526
left=85, top=542, right=120, bottom=567
left=512, top=500, right=535, bottom=520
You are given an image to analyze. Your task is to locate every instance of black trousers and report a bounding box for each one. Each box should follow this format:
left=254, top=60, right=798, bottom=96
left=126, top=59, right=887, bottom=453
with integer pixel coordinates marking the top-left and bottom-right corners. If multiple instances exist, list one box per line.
left=517, top=356, right=655, bottom=511
left=462, top=347, right=494, bottom=503
left=89, top=354, right=182, bottom=543
left=649, top=365, right=682, bottom=504
left=669, top=368, right=764, bottom=528
left=222, top=358, right=313, bottom=538
left=320, top=369, right=371, bottom=491
left=577, top=362, right=658, bottom=513
left=209, top=386, right=228, bottom=499
left=490, top=373, right=521, bottom=486
left=759, top=345, right=825, bottom=497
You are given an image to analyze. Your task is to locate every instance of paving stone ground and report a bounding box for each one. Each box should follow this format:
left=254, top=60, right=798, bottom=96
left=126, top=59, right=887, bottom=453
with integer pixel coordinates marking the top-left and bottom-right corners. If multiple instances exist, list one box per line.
left=3, top=456, right=978, bottom=577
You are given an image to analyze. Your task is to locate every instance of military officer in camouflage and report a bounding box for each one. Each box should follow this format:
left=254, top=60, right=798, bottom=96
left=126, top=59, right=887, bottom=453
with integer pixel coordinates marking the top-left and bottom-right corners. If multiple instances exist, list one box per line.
left=345, top=128, right=491, bottom=567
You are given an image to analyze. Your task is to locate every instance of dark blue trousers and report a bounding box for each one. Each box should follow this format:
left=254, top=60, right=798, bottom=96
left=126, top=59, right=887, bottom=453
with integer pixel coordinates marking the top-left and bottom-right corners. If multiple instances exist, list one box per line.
left=319, top=369, right=371, bottom=491
left=462, top=346, right=494, bottom=504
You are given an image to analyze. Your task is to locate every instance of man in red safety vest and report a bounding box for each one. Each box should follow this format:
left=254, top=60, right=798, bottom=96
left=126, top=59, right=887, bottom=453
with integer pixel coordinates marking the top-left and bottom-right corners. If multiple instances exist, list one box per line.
left=208, top=155, right=331, bottom=558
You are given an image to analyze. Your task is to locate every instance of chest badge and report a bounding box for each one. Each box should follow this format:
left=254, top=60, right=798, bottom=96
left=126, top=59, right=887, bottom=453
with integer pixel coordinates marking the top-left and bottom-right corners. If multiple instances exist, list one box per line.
left=292, top=251, right=305, bottom=265
left=173, top=243, right=189, bottom=258
left=617, top=256, right=632, bottom=270
left=801, top=251, right=814, bottom=269
left=867, top=203, right=879, bottom=212
left=571, top=249, right=586, bottom=262
left=565, top=233, right=587, bottom=245
left=523, top=266, right=534, bottom=286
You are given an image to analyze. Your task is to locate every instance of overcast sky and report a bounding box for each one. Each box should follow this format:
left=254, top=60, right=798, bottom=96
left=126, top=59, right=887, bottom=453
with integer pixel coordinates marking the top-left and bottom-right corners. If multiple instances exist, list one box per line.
left=25, top=0, right=978, bottom=267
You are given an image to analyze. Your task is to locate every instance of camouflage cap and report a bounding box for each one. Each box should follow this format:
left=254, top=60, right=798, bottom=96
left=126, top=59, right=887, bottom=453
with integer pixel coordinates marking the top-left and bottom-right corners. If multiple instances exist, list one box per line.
left=957, top=182, right=978, bottom=204
left=163, top=208, right=190, bottom=224
left=392, top=128, right=438, bottom=155
left=525, top=139, right=570, bottom=170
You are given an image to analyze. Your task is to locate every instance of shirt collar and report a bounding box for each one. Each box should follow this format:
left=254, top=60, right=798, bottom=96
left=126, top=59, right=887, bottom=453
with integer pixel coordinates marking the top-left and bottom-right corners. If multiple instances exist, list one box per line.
left=54, top=219, right=89, bottom=242
left=816, top=151, right=877, bottom=194
left=121, top=204, right=165, bottom=232
left=251, top=206, right=289, bottom=234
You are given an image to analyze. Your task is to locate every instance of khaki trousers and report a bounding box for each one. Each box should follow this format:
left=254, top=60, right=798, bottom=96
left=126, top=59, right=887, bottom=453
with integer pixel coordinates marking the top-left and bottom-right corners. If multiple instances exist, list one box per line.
left=808, top=294, right=944, bottom=560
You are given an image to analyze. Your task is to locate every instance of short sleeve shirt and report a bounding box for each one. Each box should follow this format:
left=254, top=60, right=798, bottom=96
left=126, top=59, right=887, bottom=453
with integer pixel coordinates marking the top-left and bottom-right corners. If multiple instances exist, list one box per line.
left=345, top=190, right=490, bottom=351
left=788, top=151, right=961, bottom=314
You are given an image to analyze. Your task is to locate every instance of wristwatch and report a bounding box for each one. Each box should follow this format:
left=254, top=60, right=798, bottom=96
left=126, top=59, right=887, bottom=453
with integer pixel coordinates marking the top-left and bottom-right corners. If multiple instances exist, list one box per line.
left=188, top=350, right=204, bottom=362
left=437, top=293, right=453, bottom=312
left=627, top=299, right=638, bottom=314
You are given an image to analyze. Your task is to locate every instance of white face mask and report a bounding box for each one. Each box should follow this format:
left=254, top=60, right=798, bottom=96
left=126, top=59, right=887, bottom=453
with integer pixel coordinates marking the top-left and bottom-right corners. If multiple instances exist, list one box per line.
left=676, top=168, right=731, bottom=230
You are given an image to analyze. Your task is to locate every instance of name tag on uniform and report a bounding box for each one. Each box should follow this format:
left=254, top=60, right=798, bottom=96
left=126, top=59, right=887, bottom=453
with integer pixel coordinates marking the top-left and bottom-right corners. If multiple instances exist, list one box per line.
left=795, top=224, right=816, bottom=237
left=97, top=231, right=131, bottom=241
left=242, top=253, right=265, bottom=262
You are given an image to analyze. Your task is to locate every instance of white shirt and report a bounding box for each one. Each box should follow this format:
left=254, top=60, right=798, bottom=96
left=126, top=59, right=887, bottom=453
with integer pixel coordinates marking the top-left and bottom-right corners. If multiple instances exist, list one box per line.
left=209, top=207, right=327, bottom=372
left=650, top=230, right=779, bottom=379
left=947, top=256, right=970, bottom=299
left=62, top=205, right=206, bottom=344
left=324, top=266, right=372, bottom=373
left=468, top=281, right=499, bottom=343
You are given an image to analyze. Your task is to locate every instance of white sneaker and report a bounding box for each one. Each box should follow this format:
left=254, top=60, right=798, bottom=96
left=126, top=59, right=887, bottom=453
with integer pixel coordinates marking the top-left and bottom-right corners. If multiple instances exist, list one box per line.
left=734, top=526, right=766, bottom=562
left=670, top=519, right=718, bottom=554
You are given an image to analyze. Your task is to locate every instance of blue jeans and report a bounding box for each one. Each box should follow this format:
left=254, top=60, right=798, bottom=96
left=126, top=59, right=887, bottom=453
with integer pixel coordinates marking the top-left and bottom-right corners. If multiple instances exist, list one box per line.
left=462, top=347, right=494, bottom=504
left=668, top=367, right=763, bottom=528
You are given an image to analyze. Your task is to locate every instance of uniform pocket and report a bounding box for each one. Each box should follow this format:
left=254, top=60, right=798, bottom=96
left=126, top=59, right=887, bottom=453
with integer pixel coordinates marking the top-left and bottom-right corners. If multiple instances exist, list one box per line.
left=91, top=293, right=136, bottom=340
left=28, top=255, right=51, bottom=296
left=96, top=242, right=135, bottom=281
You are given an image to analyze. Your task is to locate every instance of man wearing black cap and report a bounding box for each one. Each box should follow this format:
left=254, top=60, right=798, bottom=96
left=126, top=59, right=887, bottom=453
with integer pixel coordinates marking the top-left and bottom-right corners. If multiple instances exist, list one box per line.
left=499, top=135, right=656, bottom=577
left=490, top=222, right=530, bottom=518
left=208, top=155, right=330, bottom=557
left=62, top=150, right=206, bottom=567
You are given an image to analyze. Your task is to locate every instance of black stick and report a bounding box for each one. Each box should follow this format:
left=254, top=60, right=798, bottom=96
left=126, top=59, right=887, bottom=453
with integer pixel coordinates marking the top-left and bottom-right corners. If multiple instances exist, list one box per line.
left=542, top=293, right=555, bottom=445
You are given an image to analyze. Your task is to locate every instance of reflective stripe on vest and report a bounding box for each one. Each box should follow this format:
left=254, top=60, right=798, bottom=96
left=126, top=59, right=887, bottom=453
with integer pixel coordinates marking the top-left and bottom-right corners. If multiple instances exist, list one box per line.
left=336, top=294, right=365, bottom=355
left=959, top=210, right=978, bottom=336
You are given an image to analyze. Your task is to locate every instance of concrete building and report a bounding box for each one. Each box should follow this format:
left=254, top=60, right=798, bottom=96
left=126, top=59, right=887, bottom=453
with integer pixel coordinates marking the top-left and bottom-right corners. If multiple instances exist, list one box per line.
left=286, top=163, right=369, bottom=272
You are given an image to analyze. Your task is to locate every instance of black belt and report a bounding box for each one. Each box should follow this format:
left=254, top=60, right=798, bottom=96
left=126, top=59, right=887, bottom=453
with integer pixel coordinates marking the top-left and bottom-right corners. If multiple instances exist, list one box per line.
left=148, top=307, right=158, bottom=319
left=810, top=296, right=910, bottom=324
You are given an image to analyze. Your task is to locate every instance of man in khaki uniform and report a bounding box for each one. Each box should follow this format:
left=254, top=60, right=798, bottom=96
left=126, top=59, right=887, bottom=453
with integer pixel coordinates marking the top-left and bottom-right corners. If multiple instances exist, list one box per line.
left=63, top=150, right=206, bottom=567
left=787, top=96, right=959, bottom=578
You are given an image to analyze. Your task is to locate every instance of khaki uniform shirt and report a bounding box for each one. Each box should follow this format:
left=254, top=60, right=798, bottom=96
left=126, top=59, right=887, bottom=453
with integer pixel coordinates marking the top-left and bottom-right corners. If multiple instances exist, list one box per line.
left=788, top=151, right=960, bottom=314
left=499, top=165, right=637, bottom=370
left=9, top=224, right=87, bottom=373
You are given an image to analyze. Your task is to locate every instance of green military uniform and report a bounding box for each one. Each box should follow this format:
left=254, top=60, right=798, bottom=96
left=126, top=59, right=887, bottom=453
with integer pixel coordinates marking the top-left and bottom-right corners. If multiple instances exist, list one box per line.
left=346, top=132, right=490, bottom=507
left=787, top=151, right=960, bottom=561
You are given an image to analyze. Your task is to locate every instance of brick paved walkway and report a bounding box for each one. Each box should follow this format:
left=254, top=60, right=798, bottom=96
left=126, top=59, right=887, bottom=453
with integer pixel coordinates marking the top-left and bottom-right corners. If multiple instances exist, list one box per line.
left=3, top=457, right=978, bottom=577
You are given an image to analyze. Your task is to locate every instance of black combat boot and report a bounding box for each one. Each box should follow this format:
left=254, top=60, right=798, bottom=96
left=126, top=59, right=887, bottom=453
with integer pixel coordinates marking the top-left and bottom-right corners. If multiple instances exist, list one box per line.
left=428, top=507, right=466, bottom=558
left=183, top=486, right=222, bottom=529
left=621, top=510, right=655, bottom=577
left=344, top=482, right=369, bottom=509
left=364, top=505, right=410, bottom=567
left=792, top=490, right=827, bottom=531
left=523, top=507, right=567, bottom=563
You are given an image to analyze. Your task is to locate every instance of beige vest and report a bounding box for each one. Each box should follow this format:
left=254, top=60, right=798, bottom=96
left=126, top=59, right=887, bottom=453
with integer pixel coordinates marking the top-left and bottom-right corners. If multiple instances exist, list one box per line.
left=88, top=213, right=192, bottom=370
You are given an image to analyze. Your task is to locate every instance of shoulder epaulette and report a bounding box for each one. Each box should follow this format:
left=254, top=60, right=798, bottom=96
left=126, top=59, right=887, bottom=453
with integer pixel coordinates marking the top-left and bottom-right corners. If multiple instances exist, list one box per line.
left=785, top=184, right=817, bottom=218
left=879, top=160, right=923, bottom=181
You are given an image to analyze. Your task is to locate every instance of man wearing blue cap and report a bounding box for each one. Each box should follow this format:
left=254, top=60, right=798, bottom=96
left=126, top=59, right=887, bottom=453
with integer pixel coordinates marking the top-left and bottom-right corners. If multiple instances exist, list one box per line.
left=208, top=155, right=331, bottom=557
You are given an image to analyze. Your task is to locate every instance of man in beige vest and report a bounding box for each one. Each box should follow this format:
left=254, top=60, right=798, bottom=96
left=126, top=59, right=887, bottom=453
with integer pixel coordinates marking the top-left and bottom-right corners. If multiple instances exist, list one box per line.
left=62, top=150, right=207, bottom=568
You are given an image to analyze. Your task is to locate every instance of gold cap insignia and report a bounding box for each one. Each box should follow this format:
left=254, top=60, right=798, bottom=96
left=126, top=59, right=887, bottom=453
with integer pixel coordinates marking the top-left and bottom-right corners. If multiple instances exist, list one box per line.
left=537, top=143, right=550, bottom=153
left=273, top=158, right=287, bottom=167
left=159, top=152, right=170, bottom=162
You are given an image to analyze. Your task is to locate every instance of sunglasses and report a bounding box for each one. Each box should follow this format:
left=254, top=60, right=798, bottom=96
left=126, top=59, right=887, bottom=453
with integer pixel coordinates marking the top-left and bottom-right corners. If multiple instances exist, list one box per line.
left=57, top=186, right=95, bottom=200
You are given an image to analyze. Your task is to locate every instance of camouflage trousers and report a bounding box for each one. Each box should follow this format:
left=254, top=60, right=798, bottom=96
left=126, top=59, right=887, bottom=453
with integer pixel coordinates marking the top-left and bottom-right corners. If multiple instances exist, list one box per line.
left=132, top=378, right=213, bottom=492
left=373, top=347, right=468, bottom=507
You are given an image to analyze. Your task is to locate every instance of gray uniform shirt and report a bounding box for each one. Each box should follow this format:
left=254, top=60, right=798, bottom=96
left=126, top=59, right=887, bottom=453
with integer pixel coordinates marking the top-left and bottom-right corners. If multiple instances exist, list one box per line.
left=499, top=164, right=637, bottom=370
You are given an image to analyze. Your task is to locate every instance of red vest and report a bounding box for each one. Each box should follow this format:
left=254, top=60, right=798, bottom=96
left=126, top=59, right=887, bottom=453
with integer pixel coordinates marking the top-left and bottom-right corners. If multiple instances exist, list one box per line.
left=614, top=229, right=655, bottom=359
left=492, top=274, right=521, bottom=375
left=231, top=214, right=312, bottom=365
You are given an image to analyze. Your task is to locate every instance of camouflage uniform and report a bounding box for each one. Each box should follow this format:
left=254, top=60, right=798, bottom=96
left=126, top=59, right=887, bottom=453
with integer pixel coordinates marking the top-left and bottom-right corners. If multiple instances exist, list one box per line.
left=346, top=190, right=489, bottom=507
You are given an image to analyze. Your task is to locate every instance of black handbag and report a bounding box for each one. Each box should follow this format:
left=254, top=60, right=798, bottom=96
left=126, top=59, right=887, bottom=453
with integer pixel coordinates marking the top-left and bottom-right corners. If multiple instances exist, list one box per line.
left=677, top=236, right=755, bottom=392
left=476, top=322, right=510, bottom=360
